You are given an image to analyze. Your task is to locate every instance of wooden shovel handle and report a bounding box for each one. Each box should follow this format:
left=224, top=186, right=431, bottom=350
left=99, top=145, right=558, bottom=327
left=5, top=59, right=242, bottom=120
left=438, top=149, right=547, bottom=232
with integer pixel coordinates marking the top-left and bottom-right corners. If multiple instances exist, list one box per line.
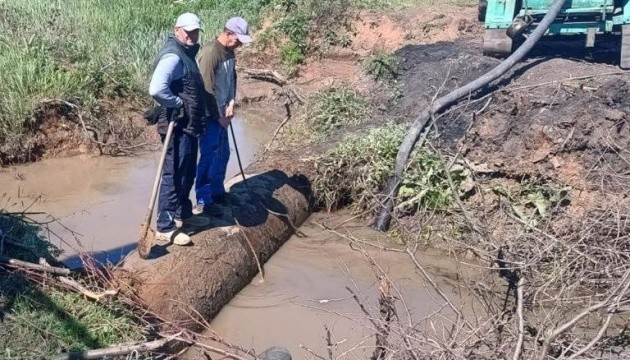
left=138, top=120, right=175, bottom=259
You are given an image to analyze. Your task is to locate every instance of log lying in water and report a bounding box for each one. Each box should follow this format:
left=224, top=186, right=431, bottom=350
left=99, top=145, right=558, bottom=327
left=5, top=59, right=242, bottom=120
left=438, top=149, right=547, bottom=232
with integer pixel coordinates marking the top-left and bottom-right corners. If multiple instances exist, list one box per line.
left=118, top=169, right=312, bottom=329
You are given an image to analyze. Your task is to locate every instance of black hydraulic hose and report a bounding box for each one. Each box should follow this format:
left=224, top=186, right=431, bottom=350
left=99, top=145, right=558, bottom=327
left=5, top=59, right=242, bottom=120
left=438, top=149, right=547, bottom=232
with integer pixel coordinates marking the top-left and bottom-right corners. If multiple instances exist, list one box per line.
left=372, top=0, right=568, bottom=231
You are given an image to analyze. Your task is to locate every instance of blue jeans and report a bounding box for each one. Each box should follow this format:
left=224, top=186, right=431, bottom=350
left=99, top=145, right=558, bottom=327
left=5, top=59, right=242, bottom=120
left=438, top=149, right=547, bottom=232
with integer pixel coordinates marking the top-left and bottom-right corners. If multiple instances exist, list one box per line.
left=156, top=131, right=198, bottom=232
left=195, top=120, right=230, bottom=206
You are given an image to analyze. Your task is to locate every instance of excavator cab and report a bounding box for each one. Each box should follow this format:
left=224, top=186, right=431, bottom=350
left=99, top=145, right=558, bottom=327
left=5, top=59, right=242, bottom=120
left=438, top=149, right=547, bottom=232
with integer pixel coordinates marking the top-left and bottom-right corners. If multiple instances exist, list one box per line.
left=479, top=0, right=630, bottom=69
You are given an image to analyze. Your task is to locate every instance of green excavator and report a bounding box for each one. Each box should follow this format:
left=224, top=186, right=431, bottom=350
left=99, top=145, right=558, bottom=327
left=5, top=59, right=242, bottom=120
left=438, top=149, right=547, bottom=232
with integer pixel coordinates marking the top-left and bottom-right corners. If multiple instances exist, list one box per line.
left=479, top=0, right=630, bottom=69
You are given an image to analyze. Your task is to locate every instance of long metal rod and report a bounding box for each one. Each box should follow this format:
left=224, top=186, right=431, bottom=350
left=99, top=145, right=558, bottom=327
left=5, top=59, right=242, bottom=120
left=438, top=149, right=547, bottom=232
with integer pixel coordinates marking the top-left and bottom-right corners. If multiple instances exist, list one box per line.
left=229, top=123, right=247, bottom=182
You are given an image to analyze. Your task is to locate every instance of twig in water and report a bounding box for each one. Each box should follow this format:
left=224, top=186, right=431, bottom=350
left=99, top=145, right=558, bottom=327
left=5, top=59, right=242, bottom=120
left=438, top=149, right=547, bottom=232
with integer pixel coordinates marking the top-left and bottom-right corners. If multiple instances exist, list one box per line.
left=299, top=342, right=328, bottom=360
left=264, top=103, right=292, bottom=153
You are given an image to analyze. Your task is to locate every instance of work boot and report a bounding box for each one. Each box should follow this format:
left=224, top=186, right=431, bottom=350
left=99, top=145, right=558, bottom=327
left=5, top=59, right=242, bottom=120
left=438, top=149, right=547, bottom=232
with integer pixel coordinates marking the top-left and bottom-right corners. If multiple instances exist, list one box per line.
left=155, top=230, right=191, bottom=246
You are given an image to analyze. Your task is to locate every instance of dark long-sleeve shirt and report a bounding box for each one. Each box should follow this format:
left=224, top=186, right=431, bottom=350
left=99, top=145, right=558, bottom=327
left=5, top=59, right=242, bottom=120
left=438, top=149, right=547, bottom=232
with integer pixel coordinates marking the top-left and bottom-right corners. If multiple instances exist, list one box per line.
left=198, top=40, right=237, bottom=119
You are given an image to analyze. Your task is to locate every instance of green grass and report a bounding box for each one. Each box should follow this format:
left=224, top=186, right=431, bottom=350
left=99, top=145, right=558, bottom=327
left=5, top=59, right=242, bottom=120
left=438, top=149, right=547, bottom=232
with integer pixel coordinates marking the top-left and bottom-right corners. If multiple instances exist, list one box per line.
left=1, top=285, right=145, bottom=359
left=0, top=211, right=146, bottom=359
left=0, top=0, right=270, bottom=150
left=362, top=51, right=399, bottom=81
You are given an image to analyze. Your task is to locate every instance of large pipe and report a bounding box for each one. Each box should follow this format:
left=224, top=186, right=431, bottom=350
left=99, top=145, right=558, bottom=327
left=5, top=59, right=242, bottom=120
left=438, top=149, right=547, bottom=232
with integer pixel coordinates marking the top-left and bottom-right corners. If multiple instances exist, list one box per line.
left=117, top=169, right=312, bottom=328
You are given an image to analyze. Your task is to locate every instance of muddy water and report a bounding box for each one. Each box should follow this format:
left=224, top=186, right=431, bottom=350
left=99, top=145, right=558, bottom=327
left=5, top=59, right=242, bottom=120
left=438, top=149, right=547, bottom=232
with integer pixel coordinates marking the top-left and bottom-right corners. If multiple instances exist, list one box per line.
left=1, top=110, right=464, bottom=358
left=0, top=112, right=275, bottom=267
left=184, top=212, right=462, bottom=359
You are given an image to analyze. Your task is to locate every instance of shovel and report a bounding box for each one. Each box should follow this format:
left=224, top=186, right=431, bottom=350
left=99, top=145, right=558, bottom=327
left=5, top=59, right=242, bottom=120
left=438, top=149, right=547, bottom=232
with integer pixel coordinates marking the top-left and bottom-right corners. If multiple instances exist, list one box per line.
left=137, top=120, right=175, bottom=259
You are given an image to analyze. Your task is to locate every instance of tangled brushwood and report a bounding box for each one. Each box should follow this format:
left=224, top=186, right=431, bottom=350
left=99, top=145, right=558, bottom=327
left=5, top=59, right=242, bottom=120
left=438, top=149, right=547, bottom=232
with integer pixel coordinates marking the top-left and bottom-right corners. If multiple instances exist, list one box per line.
left=319, top=128, right=630, bottom=358
left=317, top=167, right=630, bottom=359
left=313, top=124, right=468, bottom=213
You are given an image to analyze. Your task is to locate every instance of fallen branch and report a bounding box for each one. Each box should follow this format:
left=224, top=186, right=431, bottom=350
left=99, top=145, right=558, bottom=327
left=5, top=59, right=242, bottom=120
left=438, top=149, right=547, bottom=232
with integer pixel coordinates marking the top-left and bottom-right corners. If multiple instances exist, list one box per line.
left=539, top=269, right=630, bottom=358
left=0, top=256, right=71, bottom=276
left=372, top=276, right=396, bottom=360
left=264, top=103, right=292, bottom=153
left=58, top=276, right=118, bottom=301
left=240, top=67, right=288, bottom=86
left=50, top=333, right=181, bottom=360
left=503, top=71, right=625, bottom=93
left=513, top=277, right=525, bottom=360
left=317, top=222, right=403, bottom=252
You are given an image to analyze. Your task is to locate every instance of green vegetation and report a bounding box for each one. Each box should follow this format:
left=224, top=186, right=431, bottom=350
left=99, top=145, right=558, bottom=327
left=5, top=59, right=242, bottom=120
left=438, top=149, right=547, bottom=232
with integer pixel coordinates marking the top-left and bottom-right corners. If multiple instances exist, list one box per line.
left=0, top=0, right=269, bottom=157
left=305, top=85, right=369, bottom=134
left=0, top=211, right=146, bottom=358
left=262, top=0, right=426, bottom=69
left=313, top=125, right=468, bottom=212
left=492, top=179, right=571, bottom=225
left=1, top=284, right=144, bottom=359
left=261, top=0, right=355, bottom=68
left=362, top=51, right=399, bottom=81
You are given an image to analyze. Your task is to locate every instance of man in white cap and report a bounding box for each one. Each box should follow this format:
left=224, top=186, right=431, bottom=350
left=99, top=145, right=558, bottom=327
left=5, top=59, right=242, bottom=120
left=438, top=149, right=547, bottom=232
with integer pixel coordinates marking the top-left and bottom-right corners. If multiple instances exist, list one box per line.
left=194, top=17, right=252, bottom=214
left=148, top=13, right=210, bottom=246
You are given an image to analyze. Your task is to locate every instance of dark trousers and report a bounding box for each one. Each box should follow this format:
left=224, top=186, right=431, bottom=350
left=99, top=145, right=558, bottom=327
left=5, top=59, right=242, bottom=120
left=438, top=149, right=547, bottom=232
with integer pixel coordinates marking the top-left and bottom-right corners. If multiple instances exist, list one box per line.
left=156, top=131, right=198, bottom=232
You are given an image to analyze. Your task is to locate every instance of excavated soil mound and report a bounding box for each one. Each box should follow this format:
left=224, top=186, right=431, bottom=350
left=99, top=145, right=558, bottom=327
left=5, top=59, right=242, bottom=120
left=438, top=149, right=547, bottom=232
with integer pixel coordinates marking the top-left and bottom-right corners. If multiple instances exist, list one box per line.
left=393, top=40, right=630, bottom=193
left=394, top=41, right=500, bottom=120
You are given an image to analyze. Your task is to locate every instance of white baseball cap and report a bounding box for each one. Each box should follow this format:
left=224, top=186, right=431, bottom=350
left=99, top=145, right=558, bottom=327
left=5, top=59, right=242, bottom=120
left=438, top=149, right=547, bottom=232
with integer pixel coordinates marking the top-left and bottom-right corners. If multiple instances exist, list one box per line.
left=176, top=13, right=201, bottom=31
left=225, top=17, right=252, bottom=44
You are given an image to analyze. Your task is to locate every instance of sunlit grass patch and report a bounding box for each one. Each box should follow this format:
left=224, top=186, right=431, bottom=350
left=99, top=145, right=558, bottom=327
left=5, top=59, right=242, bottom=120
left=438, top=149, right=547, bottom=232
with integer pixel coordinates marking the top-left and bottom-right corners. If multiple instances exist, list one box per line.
left=1, top=285, right=145, bottom=359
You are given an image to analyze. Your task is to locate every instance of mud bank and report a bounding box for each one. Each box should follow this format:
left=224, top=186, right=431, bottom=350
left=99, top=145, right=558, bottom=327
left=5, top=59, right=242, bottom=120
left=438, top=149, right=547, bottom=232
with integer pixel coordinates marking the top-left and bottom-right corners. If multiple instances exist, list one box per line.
left=118, top=170, right=312, bottom=328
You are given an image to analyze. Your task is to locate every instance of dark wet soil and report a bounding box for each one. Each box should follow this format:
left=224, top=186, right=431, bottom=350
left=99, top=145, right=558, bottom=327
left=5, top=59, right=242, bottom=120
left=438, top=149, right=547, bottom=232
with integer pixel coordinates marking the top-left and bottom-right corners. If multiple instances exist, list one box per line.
left=391, top=39, right=630, bottom=186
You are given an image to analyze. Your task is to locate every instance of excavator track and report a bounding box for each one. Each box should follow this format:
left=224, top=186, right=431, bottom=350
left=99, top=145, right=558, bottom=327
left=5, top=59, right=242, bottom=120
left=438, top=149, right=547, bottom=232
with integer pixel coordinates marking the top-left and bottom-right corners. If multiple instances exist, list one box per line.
left=483, top=29, right=513, bottom=57
left=621, top=25, right=630, bottom=70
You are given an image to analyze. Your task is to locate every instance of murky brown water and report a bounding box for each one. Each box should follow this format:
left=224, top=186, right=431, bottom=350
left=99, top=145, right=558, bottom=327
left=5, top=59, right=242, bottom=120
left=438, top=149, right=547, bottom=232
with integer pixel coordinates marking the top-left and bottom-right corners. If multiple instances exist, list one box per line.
left=1, top=110, right=463, bottom=358
left=0, top=112, right=275, bottom=267
left=183, top=212, right=462, bottom=360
